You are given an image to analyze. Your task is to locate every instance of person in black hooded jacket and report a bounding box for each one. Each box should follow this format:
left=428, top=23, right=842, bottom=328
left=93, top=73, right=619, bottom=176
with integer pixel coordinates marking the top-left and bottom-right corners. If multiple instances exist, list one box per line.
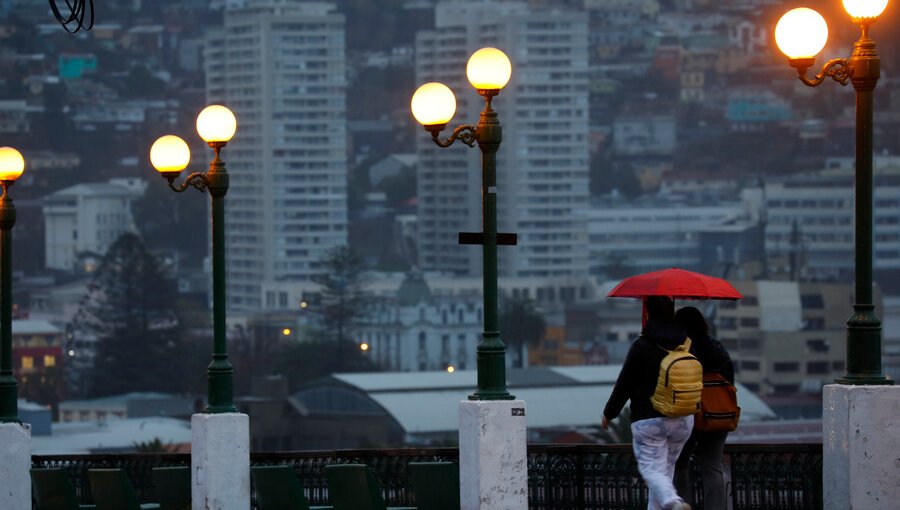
left=603, top=296, right=693, bottom=510
left=673, top=306, right=734, bottom=510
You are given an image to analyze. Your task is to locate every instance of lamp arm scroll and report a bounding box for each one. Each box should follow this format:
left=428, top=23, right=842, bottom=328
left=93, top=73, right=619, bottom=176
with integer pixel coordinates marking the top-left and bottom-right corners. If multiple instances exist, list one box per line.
left=431, top=125, right=477, bottom=148
left=797, top=58, right=852, bottom=87
left=167, top=172, right=209, bottom=193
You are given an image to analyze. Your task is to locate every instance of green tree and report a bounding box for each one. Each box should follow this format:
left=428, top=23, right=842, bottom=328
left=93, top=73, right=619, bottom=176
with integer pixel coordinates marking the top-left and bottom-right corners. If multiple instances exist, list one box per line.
left=132, top=179, right=207, bottom=262
left=499, top=297, right=546, bottom=368
left=309, top=246, right=372, bottom=372
left=132, top=438, right=169, bottom=453
left=71, top=233, right=186, bottom=397
left=274, top=339, right=376, bottom=391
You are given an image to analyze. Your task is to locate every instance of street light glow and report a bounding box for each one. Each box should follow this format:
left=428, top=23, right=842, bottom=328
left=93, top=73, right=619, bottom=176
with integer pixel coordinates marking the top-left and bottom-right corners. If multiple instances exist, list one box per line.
left=0, top=147, right=25, bottom=182
left=196, top=105, right=237, bottom=143
left=775, top=8, right=829, bottom=60
left=843, top=0, right=888, bottom=19
left=466, top=47, right=512, bottom=91
left=411, top=82, right=457, bottom=127
left=282, top=328, right=292, bottom=336
left=447, top=365, right=455, bottom=373
left=360, top=342, right=369, bottom=351
left=300, top=301, right=308, bottom=309
left=149, top=135, right=191, bottom=174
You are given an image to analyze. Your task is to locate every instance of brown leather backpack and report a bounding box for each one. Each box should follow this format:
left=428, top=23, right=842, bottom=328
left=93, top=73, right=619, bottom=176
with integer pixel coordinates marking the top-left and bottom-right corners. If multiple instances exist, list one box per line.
left=694, top=372, right=740, bottom=432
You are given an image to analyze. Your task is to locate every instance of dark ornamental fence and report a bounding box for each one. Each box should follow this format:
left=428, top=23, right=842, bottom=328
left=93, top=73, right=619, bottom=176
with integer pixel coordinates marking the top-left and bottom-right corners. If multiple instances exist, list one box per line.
left=32, top=443, right=822, bottom=510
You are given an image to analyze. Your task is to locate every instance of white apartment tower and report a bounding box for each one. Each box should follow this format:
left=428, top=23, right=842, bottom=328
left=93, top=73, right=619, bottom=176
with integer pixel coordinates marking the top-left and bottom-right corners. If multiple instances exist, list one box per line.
left=206, top=0, right=348, bottom=310
left=415, top=1, right=591, bottom=278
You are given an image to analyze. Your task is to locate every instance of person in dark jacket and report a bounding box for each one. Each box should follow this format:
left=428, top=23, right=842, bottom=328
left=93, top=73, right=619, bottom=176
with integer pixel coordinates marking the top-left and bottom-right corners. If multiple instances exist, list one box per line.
left=673, top=306, right=735, bottom=510
left=603, top=296, right=692, bottom=510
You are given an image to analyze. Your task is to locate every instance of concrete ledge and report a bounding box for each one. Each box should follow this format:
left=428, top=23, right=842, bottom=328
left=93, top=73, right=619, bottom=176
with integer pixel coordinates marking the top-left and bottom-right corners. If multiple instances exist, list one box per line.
left=191, top=413, right=250, bottom=510
left=459, top=399, right=528, bottom=510
left=823, top=384, right=900, bottom=510
left=0, top=422, right=31, bottom=510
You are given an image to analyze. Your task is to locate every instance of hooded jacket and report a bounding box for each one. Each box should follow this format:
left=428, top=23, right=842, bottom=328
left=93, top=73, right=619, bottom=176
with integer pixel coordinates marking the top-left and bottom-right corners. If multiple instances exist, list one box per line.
left=603, top=320, right=689, bottom=423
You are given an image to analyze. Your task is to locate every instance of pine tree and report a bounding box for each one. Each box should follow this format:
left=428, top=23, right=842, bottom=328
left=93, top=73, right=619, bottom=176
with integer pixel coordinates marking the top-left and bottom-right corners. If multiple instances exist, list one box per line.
left=308, top=246, right=372, bottom=372
left=71, top=233, right=185, bottom=397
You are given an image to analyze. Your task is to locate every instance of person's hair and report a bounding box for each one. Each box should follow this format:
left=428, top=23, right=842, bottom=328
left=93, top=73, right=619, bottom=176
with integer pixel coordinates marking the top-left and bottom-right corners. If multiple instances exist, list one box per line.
left=675, top=306, right=709, bottom=337
left=645, top=296, right=674, bottom=323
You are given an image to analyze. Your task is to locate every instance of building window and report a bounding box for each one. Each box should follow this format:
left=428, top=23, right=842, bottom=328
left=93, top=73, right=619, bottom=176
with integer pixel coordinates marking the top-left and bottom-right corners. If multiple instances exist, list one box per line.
left=21, top=356, right=33, bottom=370
left=773, top=362, right=800, bottom=373
left=803, top=318, right=825, bottom=330
left=807, top=361, right=829, bottom=374
left=718, top=317, right=737, bottom=329
left=740, top=360, right=760, bottom=371
left=806, top=339, right=829, bottom=353
left=772, top=383, right=801, bottom=395
left=44, top=355, right=56, bottom=368
left=739, top=317, right=759, bottom=328
left=801, top=294, right=825, bottom=309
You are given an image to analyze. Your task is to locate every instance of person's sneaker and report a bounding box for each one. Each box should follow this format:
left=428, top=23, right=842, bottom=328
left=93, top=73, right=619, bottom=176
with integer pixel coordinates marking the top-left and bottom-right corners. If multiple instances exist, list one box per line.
left=667, top=501, right=691, bottom=510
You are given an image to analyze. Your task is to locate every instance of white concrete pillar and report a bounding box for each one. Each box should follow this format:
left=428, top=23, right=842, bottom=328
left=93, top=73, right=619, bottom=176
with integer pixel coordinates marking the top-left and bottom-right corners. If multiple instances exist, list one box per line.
left=0, top=422, right=31, bottom=510
left=458, top=400, right=528, bottom=510
left=191, top=413, right=250, bottom=510
left=823, top=384, right=900, bottom=510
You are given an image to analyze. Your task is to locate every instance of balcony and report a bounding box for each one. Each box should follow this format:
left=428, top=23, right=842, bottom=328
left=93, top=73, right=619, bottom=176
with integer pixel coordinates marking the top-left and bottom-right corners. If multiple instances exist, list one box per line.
left=33, top=443, right=822, bottom=509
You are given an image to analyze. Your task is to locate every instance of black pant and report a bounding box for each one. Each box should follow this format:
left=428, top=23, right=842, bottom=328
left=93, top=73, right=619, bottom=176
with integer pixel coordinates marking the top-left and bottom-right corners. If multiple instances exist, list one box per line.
left=674, top=429, right=728, bottom=509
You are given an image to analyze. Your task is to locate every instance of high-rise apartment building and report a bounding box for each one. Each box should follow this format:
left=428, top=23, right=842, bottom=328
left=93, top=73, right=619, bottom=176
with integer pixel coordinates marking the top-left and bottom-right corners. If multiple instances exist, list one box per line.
left=415, top=1, right=590, bottom=278
left=206, top=0, right=348, bottom=310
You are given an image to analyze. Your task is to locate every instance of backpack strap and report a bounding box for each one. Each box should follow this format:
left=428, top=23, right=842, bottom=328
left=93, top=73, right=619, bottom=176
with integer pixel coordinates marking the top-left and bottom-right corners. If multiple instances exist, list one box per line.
left=657, top=336, right=692, bottom=353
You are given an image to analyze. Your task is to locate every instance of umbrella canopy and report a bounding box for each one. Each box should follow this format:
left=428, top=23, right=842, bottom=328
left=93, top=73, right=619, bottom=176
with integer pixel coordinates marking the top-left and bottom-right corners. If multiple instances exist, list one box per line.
left=607, top=268, right=742, bottom=300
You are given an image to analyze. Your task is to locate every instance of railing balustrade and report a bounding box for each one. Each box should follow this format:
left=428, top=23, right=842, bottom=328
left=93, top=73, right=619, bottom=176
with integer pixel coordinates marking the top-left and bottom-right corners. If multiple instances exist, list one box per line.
left=31, top=443, right=822, bottom=509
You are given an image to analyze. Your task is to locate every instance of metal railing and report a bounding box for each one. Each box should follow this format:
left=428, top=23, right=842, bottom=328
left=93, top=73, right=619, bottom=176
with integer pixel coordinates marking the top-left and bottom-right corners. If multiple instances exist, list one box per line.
left=32, top=443, right=822, bottom=509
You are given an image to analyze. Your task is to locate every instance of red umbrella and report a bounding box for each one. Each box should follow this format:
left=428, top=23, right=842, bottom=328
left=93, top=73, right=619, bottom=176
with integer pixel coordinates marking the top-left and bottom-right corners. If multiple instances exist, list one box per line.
left=607, top=268, right=742, bottom=300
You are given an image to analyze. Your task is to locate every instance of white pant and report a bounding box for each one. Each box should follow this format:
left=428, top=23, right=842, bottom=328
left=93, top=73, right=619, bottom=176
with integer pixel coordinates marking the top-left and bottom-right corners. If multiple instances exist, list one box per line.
left=631, top=415, right=694, bottom=510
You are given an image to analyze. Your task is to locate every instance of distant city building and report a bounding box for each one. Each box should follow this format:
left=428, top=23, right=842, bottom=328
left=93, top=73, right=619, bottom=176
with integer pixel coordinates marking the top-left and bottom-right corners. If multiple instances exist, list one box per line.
left=716, top=280, right=878, bottom=407
left=258, top=270, right=601, bottom=316
left=583, top=199, right=747, bottom=276
left=271, top=368, right=775, bottom=448
left=764, top=167, right=900, bottom=291
left=206, top=0, right=349, bottom=310
left=415, top=1, right=591, bottom=279
left=57, top=392, right=195, bottom=423
left=43, top=180, right=143, bottom=271
left=611, top=115, right=677, bottom=156
left=368, top=153, right=417, bottom=188
left=12, top=319, right=63, bottom=381
left=357, top=272, right=484, bottom=372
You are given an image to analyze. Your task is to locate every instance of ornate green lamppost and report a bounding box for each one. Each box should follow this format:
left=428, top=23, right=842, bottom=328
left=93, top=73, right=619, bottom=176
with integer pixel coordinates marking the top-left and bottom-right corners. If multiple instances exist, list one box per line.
left=775, top=1, right=892, bottom=384
left=411, top=48, right=517, bottom=400
left=149, top=105, right=239, bottom=412
left=0, top=146, right=24, bottom=423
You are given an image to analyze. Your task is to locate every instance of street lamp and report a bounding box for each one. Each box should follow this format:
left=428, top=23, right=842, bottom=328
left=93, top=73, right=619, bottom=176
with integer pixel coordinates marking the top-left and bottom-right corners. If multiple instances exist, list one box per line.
left=149, top=104, right=239, bottom=412
left=411, top=47, right=517, bottom=400
left=0, top=146, right=24, bottom=422
left=776, top=2, right=892, bottom=385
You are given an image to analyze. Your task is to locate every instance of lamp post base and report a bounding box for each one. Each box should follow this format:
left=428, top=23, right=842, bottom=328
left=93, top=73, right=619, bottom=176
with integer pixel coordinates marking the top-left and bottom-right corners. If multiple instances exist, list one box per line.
left=823, top=384, right=900, bottom=509
left=458, top=399, right=527, bottom=510
left=0, top=422, right=30, bottom=510
left=191, top=413, right=249, bottom=510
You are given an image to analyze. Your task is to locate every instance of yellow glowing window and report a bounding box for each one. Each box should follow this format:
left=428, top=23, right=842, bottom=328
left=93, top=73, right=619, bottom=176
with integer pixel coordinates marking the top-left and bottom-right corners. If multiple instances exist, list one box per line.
left=44, top=355, right=56, bottom=367
left=21, top=356, right=34, bottom=370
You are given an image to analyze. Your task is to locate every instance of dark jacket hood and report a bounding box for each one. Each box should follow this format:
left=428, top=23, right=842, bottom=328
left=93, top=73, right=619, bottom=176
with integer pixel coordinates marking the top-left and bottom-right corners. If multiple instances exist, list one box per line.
left=642, top=320, right=687, bottom=350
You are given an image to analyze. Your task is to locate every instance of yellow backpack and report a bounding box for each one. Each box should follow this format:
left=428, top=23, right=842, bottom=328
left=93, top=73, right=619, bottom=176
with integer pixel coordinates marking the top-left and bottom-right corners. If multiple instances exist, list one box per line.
left=650, top=337, right=704, bottom=417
